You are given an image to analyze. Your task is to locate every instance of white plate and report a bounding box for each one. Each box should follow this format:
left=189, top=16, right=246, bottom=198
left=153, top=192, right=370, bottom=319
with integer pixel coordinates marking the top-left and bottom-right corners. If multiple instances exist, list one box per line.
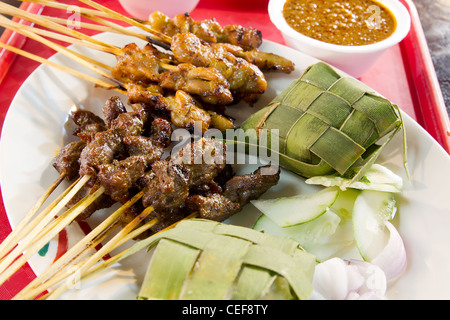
left=1, top=30, right=450, bottom=300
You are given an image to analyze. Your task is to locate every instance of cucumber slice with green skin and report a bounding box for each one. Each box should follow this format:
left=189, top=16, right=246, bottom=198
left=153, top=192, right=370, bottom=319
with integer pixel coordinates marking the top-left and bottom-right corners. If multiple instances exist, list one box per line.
left=352, top=190, right=397, bottom=262
left=250, top=187, right=339, bottom=227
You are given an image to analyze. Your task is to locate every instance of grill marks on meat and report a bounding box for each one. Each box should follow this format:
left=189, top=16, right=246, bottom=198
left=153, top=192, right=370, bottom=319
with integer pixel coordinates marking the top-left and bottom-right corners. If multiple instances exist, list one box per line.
left=52, top=140, right=86, bottom=180
left=187, top=165, right=281, bottom=221
left=148, top=12, right=263, bottom=51
left=112, top=43, right=233, bottom=106
left=171, top=33, right=267, bottom=99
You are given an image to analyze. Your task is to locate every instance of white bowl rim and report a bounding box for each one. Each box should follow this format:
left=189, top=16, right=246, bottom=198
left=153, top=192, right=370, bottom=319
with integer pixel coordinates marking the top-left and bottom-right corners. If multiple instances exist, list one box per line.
left=268, top=0, right=412, bottom=53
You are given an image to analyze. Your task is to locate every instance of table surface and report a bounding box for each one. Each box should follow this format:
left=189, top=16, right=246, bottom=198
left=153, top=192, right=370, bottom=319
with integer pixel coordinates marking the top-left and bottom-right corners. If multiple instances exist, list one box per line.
left=0, top=0, right=448, bottom=117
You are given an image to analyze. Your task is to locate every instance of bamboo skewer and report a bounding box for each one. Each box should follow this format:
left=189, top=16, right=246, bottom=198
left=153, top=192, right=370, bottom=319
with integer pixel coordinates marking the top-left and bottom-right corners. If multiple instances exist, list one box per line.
left=0, top=19, right=119, bottom=84
left=44, top=204, right=155, bottom=300
left=0, top=1, right=119, bottom=52
left=0, top=175, right=95, bottom=286
left=0, top=173, right=66, bottom=262
left=75, top=0, right=172, bottom=44
left=0, top=14, right=118, bottom=57
left=19, top=0, right=172, bottom=45
left=0, top=41, right=125, bottom=93
left=13, top=189, right=152, bottom=300
left=19, top=0, right=112, bottom=19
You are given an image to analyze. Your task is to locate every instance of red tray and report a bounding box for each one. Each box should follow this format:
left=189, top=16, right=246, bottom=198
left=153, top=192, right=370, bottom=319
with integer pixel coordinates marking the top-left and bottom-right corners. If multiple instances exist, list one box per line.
left=0, top=0, right=448, bottom=299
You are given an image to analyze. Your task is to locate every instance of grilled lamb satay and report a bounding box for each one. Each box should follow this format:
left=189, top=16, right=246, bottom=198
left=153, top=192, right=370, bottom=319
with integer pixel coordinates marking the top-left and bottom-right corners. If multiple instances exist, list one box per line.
left=102, top=95, right=127, bottom=128
left=70, top=110, right=107, bottom=143
left=141, top=160, right=192, bottom=211
left=95, top=119, right=172, bottom=203
left=78, top=97, right=145, bottom=177
left=170, top=33, right=267, bottom=103
left=52, top=140, right=86, bottom=181
left=148, top=12, right=263, bottom=51
left=97, top=156, right=148, bottom=203
left=186, top=165, right=281, bottom=221
left=113, top=43, right=233, bottom=105
left=172, top=137, right=227, bottom=187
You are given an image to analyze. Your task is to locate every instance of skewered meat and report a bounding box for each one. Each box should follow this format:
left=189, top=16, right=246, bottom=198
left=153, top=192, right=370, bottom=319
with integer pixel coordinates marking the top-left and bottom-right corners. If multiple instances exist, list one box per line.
left=170, top=33, right=267, bottom=101
left=97, top=156, right=147, bottom=203
left=112, top=43, right=162, bottom=84
left=152, top=90, right=211, bottom=133
left=148, top=12, right=262, bottom=50
left=70, top=109, right=107, bottom=143
left=159, top=63, right=233, bottom=105
left=222, top=165, right=281, bottom=206
left=186, top=165, right=280, bottom=221
left=172, top=137, right=227, bottom=187
left=186, top=193, right=240, bottom=222
left=141, top=160, right=192, bottom=211
left=52, top=140, right=86, bottom=180
left=102, top=95, right=127, bottom=128
left=113, top=43, right=234, bottom=105
left=216, top=43, right=295, bottom=73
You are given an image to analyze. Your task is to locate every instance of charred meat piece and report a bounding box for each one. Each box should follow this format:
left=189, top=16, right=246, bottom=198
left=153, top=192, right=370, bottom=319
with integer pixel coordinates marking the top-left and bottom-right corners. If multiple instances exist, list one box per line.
left=172, top=138, right=227, bottom=187
left=159, top=63, right=233, bottom=105
left=153, top=90, right=211, bottom=133
left=97, top=156, right=147, bottom=203
left=127, top=83, right=163, bottom=105
left=71, top=109, right=107, bottom=141
left=186, top=165, right=280, bottom=221
left=112, top=43, right=162, bottom=85
left=52, top=140, right=86, bottom=180
left=148, top=12, right=262, bottom=50
left=170, top=33, right=267, bottom=97
left=186, top=193, right=240, bottom=221
left=216, top=43, right=295, bottom=74
left=123, top=136, right=164, bottom=165
left=109, top=111, right=144, bottom=138
left=222, top=165, right=280, bottom=206
left=141, top=160, right=192, bottom=211
left=78, top=129, right=124, bottom=177
left=149, top=118, right=173, bottom=148
left=102, top=96, right=127, bottom=128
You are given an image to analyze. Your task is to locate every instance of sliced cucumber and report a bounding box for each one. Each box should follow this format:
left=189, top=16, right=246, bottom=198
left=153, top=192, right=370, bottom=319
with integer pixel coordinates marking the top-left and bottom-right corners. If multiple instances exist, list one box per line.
left=250, top=187, right=339, bottom=227
left=352, top=190, right=397, bottom=261
left=305, top=164, right=403, bottom=193
left=253, top=210, right=342, bottom=260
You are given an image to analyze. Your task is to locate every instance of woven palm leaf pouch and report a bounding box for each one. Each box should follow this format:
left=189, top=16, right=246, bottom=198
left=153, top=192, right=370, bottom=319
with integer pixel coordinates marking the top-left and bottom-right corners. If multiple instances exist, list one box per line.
left=138, top=219, right=316, bottom=300
left=240, top=62, right=405, bottom=179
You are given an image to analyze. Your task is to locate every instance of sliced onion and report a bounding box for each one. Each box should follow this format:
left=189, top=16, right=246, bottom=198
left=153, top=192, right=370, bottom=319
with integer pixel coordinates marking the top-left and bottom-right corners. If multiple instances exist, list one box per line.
left=371, top=221, right=407, bottom=282
left=311, top=257, right=386, bottom=300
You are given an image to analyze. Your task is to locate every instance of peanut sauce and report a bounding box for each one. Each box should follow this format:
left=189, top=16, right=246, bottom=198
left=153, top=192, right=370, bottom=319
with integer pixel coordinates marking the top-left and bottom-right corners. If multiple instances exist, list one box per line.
left=283, top=0, right=397, bottom=46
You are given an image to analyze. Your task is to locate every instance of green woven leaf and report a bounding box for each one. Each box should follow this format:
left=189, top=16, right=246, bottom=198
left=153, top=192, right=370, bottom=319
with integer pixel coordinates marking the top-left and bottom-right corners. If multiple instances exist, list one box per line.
left=138, top=219, right=316, bottom=300
left=238, top=62, right=403, bottom=178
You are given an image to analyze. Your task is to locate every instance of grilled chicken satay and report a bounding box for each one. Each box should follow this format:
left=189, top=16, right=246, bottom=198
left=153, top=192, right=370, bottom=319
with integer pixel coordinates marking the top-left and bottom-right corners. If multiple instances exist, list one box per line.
left=148, top=11, right=262, bottom=51
left=128, top=86, right=235, bottom=132
left=148, top=12, right=294, bottom=73
left=170, top=32, right=268, bottom=104
left=112, top=43, right=233, bottom=105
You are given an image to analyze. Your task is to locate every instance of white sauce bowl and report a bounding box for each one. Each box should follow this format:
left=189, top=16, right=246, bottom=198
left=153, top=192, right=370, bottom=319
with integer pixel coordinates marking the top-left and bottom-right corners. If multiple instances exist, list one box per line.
left=268, top=0, right=411, bottom=78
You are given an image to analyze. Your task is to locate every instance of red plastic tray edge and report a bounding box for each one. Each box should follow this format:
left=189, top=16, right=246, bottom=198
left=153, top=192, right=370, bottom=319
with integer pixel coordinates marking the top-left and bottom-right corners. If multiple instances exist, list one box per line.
left=399, top=0, right=450, bottom=153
